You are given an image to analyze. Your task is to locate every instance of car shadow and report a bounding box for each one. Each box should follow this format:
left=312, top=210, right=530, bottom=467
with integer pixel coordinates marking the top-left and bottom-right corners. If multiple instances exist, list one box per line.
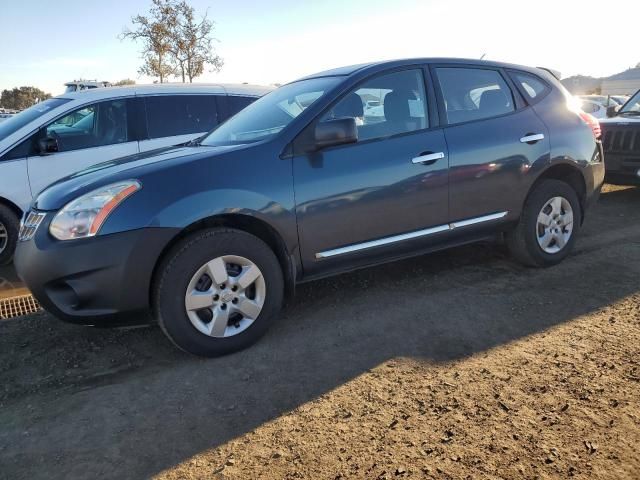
left=1, top=186, right=640, bottom=479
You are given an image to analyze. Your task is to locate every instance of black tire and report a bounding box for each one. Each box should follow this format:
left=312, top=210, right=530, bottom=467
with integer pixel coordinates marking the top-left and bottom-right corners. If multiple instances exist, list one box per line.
left=0, top=205, right=19, bottom=266
left=506, top=179, right=581, bottom=267
left=153, top=228, right=284, bottom=357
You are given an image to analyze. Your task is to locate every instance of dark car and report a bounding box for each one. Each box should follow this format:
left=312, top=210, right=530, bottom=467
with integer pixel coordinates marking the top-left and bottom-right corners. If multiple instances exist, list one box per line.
left=15, top=58, right=604, bottom=357
left=600, top=89, right=640, bottom=184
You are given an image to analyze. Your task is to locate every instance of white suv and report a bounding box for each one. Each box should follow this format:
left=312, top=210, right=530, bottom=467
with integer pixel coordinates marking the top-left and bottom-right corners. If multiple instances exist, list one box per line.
left=0, top=83, right=272, bottom=264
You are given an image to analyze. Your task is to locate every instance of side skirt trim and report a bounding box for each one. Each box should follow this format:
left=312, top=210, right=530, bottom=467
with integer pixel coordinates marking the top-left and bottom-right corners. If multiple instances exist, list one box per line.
left=315, top=211, right=508, bottom=259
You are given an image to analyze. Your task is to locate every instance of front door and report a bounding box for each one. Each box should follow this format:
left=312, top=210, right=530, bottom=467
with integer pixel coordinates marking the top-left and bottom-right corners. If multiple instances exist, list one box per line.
left=293, top=68, right=449, bottom=276
left=27, top=99, right=139, bottom=196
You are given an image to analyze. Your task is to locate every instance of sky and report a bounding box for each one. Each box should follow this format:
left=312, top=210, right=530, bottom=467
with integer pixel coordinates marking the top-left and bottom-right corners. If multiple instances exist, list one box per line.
left=1, top=0, right=638, bottom=95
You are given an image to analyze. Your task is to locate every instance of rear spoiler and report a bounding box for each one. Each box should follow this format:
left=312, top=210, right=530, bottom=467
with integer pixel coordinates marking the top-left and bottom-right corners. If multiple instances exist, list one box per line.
left=537, top=67, right=561, bottom=80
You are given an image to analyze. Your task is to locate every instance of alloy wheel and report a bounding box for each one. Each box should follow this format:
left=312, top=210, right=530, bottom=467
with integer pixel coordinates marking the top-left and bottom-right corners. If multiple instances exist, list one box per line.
left=536, top=196, right=574, bottom=254
left=184, top=255, right=266, bottom=338
left=0, top=221, right=8, bottom=255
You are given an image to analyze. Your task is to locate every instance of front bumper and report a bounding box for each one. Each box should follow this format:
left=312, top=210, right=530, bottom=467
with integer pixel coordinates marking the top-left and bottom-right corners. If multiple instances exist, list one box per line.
left=14, top=213, right=179, bottom=326
left=604, top=153, right=640, bottom=185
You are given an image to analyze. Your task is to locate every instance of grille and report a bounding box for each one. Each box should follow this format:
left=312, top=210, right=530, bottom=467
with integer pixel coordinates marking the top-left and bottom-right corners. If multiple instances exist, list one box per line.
left=0, top=294, right=41, bottom=319
left=602, top=127, right=640, bottom=154
left=19, top=211, right=46, bottom=241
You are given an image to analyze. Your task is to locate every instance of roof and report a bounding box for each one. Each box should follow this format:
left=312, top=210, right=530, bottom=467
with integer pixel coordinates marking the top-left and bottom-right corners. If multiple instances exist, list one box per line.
left=605, top=68, right=640, bottom=81
left=298, top=57, right=549, bottom=81
left=57, top=83, right=274, bottom=101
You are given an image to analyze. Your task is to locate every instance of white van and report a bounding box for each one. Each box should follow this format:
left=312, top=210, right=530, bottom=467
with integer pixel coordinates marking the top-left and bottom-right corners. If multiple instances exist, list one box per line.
left=0, top=83, right=272, bottom=264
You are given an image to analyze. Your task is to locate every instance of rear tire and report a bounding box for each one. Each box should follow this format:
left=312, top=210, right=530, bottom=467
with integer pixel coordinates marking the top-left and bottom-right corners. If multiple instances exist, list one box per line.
left=506, top=179, right=581, bottom=267
left=153, top=228, right=284, bottom=357
left=0, top=205, right=19, bottom=266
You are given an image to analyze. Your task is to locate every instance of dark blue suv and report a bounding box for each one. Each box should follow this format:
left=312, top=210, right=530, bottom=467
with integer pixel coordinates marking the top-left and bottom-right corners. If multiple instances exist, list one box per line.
left=15, top=58, right=604, bottom=356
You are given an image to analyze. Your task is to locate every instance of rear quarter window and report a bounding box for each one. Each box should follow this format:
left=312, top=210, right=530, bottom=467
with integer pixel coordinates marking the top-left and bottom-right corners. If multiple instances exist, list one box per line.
left=509, top=71, right=550, bottom=103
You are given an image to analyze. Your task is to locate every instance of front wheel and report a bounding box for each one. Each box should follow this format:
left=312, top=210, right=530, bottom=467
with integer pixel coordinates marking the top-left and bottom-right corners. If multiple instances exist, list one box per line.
left=154, top=228, right=284, bottom=357
left=506, top=179, right=581, bottom=267
left=0, top=205, right=19, bottom=266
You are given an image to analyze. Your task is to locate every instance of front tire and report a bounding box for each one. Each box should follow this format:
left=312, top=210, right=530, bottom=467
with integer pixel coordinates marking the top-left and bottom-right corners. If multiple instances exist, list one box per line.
left=0, top=205, right=19, bottom=266
left=154, top=228, right=284, bottom=357
left=506, top=179, right=581, bottom=267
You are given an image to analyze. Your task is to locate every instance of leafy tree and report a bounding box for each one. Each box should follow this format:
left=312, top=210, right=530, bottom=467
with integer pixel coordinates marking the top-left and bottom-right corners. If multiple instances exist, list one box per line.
left=169, top=1, right=223, bottom=83
left=120, top=0, right=179, bottom=83
left=121, top=0, right=223, bottom=84
left=114, top=78, right=136, bottom=86
left=0, top=87, right=51, bottom=110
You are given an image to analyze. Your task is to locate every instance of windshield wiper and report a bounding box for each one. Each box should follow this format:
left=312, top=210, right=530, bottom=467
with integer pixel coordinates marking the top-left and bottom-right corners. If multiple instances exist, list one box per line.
left=619, top=110, right=640, bottom=116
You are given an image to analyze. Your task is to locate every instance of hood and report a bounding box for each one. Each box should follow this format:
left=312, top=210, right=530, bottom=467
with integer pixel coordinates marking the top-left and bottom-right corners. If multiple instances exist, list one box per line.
left=33, top=143, right=247, bottom=211
left=600, top=115, right=640, bottom=125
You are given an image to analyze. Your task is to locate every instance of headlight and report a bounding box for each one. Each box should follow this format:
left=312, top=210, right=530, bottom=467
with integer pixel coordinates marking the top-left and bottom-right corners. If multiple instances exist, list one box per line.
left=49, top=180, right=141, bottom=241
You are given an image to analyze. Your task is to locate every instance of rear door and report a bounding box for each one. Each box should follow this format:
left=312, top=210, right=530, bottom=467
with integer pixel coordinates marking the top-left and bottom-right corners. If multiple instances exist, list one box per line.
left=138, top=95, right=220, bottom=152
left=433, top=65, right=550, bottom=224
left=27, top=98, right=139, bottom=196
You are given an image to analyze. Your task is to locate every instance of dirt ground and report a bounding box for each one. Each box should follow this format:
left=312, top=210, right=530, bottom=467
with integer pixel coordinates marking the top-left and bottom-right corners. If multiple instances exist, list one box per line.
left=1, top=184, right=639, bottom=480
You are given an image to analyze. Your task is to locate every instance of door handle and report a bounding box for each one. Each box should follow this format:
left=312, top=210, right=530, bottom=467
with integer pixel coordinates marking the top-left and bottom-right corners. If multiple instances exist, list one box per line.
left=412, top=151, right=445, bottom=165
left=520, top=133, right=545, bottom=144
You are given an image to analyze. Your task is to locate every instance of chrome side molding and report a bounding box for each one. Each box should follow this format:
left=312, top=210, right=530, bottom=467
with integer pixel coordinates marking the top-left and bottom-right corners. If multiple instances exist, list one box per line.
left=316, top=211, right=508, bottom=259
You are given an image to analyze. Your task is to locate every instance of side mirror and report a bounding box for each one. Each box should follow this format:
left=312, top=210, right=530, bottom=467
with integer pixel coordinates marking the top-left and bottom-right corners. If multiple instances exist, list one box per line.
left=606, top=105, right=617, bottom=118
left=314, top=118, right=358, bottom=150
left=38, top=136, right=59, bottom=155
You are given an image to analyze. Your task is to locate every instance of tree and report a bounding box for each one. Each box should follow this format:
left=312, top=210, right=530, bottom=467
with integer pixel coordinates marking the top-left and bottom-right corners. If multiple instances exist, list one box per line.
left=120, top=0, right=179, bottom=83
left=114, top=78, right=136, bottom=86
left=169, top=1, right=223, bottom=83
left=0, top=87, right=51, bottom=110
left=121, top=0, right=223, bottom=84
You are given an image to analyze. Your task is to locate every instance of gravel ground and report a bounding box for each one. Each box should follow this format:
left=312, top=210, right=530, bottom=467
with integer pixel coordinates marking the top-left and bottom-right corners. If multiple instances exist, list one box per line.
left=0, top=185, right=639, bottom=479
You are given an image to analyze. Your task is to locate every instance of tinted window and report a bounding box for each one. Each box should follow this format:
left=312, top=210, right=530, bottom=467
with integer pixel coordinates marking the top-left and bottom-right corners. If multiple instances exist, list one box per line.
left=145, top=95, right=218, bottom=139
left=512, top=72, right=548, bottom=101
left=45, top=99, right=129, bottom=152
left=321, top=69, right=428, bottom=141
left=226, top=96, right=257, bottom=118
left=2, top=133, right=37, bottom=161
left=0, top=98, right=71, bottom=140
left=436, top=68, right=514, bottom=125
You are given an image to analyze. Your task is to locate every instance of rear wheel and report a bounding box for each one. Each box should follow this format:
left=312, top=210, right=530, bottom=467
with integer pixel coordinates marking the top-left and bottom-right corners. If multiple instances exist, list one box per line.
left=154, top=228, right=284, bottom=357
left=0, top=205, right=19, bottom=266
left=506, top=179, right=581, bottom=267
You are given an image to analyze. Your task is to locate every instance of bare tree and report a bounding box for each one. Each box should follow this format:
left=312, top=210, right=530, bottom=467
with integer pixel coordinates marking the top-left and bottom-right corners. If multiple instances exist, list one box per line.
left=120, top=0, right=178, bottom=83
left=170, top=1, right=223, bottom=83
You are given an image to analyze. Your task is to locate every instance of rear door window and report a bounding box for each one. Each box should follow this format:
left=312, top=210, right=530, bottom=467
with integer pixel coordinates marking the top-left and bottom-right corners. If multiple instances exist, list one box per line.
left=144, top=95, right=218, bottom=139
left=435, top=67, right=515, bottom=125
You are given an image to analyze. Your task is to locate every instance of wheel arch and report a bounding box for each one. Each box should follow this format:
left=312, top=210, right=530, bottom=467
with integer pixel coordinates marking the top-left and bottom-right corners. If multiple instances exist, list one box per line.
left=528, top=163, right=587, bottom=224
left=0, top=196, right=24, bottom=220
left=150, top=212, right=298, bottom=307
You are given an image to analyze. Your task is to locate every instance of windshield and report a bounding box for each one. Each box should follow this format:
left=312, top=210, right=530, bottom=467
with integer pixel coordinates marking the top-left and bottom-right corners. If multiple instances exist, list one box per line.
left=619, top=91, right=640, bottom=114
left=200, top=77, right=340, bottom=146
left=0, top=98, right=71, bottom=140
